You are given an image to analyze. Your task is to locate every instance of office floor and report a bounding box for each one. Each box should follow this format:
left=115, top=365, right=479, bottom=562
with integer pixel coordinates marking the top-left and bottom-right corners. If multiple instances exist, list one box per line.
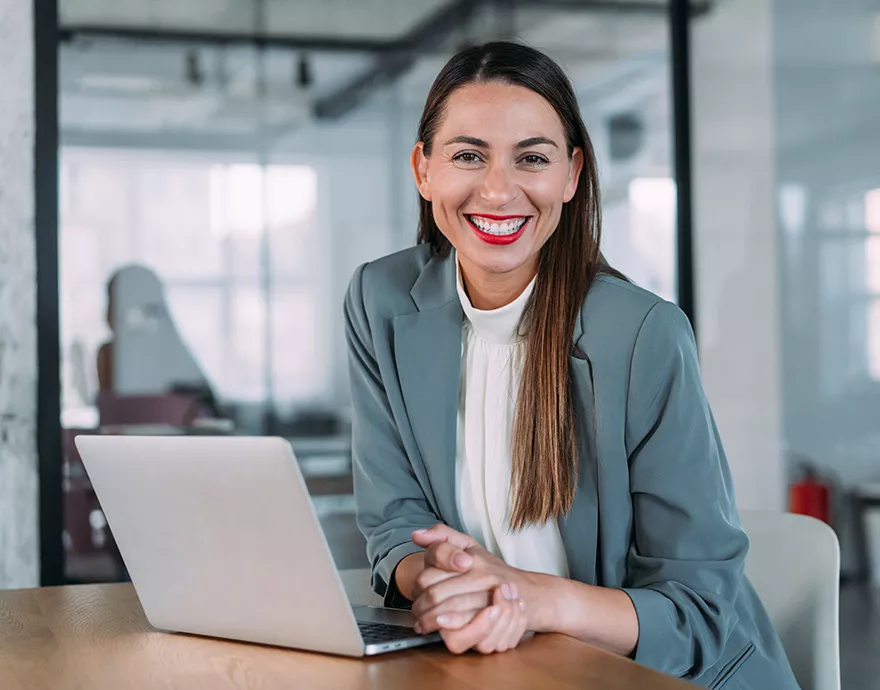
left=321, top=509, right=880, bottom=689
left=840, top=584, right=880, bottom=690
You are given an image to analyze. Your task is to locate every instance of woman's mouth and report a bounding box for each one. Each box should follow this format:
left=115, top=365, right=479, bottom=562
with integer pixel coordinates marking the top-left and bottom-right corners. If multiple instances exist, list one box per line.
left=465, top=214, right=531, bottom=245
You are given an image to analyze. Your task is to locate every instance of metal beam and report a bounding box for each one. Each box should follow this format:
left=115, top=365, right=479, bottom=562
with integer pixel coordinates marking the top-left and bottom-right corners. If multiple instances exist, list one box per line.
left=521, top=0, right=712, bottom=16
left=59, top=25, right=400, bottom=54
left=523, top=0, right=668, bottom=13
left=313, top=0, right=487, bottom=120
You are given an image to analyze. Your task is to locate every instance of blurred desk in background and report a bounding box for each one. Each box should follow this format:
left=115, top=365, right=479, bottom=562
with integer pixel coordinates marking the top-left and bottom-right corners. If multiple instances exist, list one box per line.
left=63, top=426, right=361, bottom=582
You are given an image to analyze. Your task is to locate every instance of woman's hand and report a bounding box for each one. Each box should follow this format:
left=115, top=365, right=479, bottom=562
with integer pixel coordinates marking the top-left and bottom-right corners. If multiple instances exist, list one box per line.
left=409, top=524, right=545, bottom=652
left=439, top=584, right=529, bottom=654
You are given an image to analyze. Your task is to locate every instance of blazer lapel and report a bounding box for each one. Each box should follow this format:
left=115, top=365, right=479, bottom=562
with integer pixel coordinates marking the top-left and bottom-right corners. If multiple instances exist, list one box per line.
left=559, top=352, right=601, bottom=586
left=393, top=253, right=465, bottom=532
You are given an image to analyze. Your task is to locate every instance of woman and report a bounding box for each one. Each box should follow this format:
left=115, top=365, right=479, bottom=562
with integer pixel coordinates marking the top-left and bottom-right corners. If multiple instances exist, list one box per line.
left=345, top=42, right=799, bottom=688
left=97, top=264, right=212, bottom=398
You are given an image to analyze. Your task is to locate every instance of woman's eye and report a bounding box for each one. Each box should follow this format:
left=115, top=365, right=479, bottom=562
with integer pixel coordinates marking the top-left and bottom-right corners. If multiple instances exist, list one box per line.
left=453, top=152, right=482, bottom=164
left=520, top=154, right=549, bottom=167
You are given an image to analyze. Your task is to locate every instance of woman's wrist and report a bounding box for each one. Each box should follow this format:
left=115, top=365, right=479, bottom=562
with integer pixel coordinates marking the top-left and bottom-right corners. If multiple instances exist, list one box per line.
left=522, top=571, right=565, bottom=633
left=393, top=552, right=425, bottom=602
left=523, top=574, right=639, bottom=655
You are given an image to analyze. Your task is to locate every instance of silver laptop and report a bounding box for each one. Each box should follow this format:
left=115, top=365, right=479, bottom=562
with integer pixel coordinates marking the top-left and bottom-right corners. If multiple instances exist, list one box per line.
left=75, top=435, right=440, bottom=656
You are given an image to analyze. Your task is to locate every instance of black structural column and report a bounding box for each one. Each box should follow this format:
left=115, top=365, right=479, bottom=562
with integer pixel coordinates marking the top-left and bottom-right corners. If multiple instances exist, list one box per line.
left=670, top=0, right=696, bottom=333
left=35, top=0, right=63, bottom=586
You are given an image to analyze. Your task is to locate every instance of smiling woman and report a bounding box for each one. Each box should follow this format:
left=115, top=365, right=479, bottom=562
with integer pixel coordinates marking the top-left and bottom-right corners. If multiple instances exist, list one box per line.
left=345, top=42, right=800, bottom=689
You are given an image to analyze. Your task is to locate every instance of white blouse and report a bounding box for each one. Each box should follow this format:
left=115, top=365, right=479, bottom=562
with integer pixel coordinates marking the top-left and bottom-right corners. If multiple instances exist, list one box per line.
left=455, top=264, right=570, bottom=578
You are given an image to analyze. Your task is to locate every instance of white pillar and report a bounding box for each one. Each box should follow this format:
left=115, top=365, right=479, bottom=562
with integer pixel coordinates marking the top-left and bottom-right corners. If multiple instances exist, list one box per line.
left=0, top=0, right=40, bottom=588
left=692, top=0, right=785, bottom=511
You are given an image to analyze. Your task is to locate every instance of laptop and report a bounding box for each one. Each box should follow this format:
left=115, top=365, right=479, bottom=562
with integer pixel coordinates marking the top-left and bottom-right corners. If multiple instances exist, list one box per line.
left=74, top=435, right=441, bottom=656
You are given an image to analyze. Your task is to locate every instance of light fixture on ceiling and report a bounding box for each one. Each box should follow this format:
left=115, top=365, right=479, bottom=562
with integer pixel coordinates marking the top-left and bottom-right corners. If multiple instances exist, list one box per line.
left=185, top=49, right=204, bottom=87
left=607, top=112, right=644, bottom=163
left=296, top=53, right=313, bottom=89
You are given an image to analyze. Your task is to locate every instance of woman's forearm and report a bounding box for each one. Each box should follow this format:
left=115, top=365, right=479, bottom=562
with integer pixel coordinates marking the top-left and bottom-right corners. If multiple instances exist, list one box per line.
left=528, top=573, right=639, bottom=657
left=393, top=552, right=426, bottom=602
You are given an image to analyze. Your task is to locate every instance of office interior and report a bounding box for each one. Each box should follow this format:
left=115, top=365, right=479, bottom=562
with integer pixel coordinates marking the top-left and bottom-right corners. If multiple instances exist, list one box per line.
left=2, top=0, right=880, bottom=688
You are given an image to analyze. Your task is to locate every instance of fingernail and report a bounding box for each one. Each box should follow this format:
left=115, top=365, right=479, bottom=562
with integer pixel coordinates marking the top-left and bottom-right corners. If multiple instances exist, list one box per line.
left=489, top=606, right=500, bottom=620
left=501, top=583, right=513, bottom=600
left=412, top=529, right=427, bottom=534
left=436, top=615, right=449, bottom=626
left=453, top=553, right=472, bottom=569
left=414, top=622, right=422, bottom=633
left=519, top=600, right=526, bottom=610
left=510, top=583, right=519, bottom=600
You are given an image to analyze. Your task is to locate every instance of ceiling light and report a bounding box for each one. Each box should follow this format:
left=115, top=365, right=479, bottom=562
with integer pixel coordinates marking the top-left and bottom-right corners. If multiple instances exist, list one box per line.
left=296, top=53, right=313, bottom=89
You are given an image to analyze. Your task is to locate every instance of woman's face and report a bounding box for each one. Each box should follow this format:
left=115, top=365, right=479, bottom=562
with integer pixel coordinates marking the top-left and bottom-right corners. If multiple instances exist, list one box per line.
left=412, top=81, right=583, bottom=282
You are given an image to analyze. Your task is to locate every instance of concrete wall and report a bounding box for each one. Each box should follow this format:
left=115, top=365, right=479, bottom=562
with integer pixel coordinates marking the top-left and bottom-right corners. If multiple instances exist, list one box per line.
left=692, top=0, right=785, bottom=511
left=0, top=0, right=40, bottom=588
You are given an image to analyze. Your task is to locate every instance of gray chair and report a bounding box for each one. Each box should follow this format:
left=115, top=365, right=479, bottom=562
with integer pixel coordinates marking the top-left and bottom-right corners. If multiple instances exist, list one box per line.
left=740, top=510, right=841, bottom=690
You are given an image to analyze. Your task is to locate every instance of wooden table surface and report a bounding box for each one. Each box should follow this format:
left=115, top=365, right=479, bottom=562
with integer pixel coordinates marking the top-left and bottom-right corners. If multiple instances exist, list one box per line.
left=0, top=584, right=693, bottom=690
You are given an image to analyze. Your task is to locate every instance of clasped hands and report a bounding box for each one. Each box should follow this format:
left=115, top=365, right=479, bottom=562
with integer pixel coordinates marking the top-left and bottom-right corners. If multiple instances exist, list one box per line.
left=408, top=524, right=540, bottom=654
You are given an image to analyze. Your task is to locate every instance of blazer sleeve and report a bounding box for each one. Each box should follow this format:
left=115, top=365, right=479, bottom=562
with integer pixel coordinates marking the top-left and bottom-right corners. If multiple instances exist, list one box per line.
left=344, top=263, right=440, bottom=607
left=619, top=300, right=749, bottom=679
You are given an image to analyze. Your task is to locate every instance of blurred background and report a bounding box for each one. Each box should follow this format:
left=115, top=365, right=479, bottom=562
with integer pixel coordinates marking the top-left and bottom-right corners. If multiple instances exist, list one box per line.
left=2, top=0, right=880, bottom=687
left=54, top=0, right=680, bottom=583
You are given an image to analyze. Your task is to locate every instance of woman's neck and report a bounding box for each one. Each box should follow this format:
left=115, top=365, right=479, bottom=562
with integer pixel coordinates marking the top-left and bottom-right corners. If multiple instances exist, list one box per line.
left=458, top=257, right=538, bottom=311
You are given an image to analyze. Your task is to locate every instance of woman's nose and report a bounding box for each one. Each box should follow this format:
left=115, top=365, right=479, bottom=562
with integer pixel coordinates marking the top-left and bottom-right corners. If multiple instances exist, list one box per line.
left=479, top=161, right=516, bottom=204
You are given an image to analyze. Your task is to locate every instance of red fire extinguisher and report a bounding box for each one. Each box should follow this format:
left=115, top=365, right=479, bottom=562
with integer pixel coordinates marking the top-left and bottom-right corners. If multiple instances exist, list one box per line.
left=788, top=463, right=831, bottom=524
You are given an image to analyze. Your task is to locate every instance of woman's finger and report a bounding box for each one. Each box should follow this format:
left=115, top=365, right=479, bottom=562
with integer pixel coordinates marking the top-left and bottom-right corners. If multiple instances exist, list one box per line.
left=417, top=571, right=501, bottom=611
left=413, top=589, right=492, bottom=626
left=412, top=524, right=478, bottom=550
left=415, top=607, right=481, bottom=634
left=424, top=540, right=473, bottom=573
left=498, top=595, right=528, bottom=652
left=412, top=566, right=457, bottom=599
left=475, top=587, right=515, bottom=654
left=440, top=603, right=502, bottom=655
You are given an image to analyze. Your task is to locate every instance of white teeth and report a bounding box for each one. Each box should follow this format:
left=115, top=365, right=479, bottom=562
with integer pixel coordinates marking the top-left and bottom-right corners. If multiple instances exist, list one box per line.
left=469, top=216, right=527, bottom=236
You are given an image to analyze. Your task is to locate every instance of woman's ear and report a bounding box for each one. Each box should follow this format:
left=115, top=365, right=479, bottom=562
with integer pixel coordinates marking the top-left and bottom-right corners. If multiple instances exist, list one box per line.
left=411, top=142, right=432, bottom=201
left=563, top=147, right=584, bottom=202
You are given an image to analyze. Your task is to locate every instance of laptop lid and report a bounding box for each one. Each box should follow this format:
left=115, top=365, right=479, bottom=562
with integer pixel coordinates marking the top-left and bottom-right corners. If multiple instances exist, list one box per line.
left=75, top=435, right=365, bottom=656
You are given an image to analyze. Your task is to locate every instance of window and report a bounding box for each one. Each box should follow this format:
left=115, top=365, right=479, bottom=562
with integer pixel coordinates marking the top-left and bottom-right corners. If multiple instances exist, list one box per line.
left=813, top=184, right=880, bottom=392
left=59, top=148, right=326, bottom=426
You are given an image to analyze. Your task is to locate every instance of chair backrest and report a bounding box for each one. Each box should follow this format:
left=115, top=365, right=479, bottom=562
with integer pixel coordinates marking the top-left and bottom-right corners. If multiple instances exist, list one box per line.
left=96, top=392, right=203, bottom=427
left=740, top=510, right=840, bottom=690
left=338, top=568, right=383, bottom=607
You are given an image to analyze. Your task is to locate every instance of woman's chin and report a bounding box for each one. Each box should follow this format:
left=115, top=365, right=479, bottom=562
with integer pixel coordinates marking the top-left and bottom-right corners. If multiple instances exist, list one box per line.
left=456, top=238, right=530, bottom=272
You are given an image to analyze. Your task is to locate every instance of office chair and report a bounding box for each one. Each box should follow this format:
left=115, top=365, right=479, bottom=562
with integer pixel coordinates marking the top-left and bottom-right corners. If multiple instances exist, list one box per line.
left=740, top=510, right=841, bottom=690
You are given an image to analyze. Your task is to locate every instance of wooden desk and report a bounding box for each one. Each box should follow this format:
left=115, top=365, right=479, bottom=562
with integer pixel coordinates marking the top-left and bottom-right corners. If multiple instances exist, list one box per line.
left=0, top=584, right=693, bottom=690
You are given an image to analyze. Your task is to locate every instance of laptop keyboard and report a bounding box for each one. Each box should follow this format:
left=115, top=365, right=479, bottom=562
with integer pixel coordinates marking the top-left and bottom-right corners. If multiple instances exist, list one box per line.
left=358, top=621, right=421, bottom=645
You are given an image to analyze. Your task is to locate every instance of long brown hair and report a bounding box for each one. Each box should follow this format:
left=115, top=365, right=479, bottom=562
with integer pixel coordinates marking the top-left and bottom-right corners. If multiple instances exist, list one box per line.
left=416, top=42, right=613, bottom=530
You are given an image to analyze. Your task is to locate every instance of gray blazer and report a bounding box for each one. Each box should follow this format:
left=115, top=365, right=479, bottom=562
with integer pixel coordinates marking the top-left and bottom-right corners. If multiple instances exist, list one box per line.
left=345, top=244, right=799, bottom=689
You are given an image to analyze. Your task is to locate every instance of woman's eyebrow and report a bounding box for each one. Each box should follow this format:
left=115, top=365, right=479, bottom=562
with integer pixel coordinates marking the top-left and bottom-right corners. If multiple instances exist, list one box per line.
left=443, top=135, right=489, bottom=147
left=442, top=135, right=559, bottom=149
left=516, top=136, right=558, bottom=149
